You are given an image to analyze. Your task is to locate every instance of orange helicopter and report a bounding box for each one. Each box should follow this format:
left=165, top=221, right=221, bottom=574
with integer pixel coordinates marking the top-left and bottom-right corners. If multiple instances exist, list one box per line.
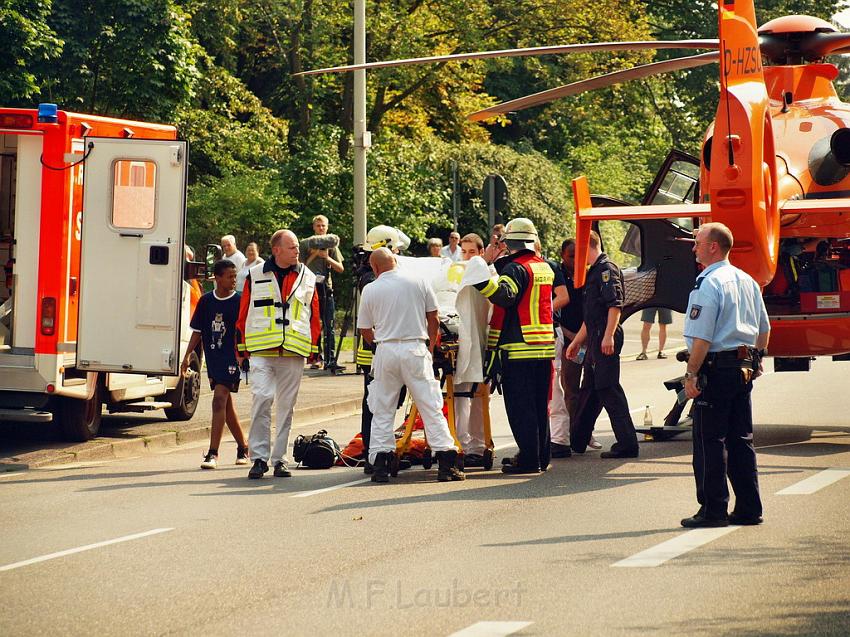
left=302, top=0, right=850, bottom=374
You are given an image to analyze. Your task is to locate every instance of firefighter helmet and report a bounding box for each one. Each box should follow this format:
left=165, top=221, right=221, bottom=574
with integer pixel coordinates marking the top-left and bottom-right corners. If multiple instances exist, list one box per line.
left=364, top=225, right=408, bottom=251
left=503, top=217, right=538, bottom=242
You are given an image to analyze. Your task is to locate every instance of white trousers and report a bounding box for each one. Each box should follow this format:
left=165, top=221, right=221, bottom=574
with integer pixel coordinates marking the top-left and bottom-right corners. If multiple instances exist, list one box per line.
left=367, top=341, right=457, bottom=464
left=549, top=329, right=570, bottom=445
left=455, top=382, right=486, bottom=455
left=248, top=356, right=304, bottom=464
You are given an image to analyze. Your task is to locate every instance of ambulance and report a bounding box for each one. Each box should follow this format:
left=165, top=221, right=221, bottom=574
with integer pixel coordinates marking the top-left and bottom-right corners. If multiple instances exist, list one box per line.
left=0, top=104, right=204, bottom=441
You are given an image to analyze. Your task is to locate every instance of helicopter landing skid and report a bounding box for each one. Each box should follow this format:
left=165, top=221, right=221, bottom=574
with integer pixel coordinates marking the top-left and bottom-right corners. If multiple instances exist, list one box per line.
left=637, top=375, right=694, bottom=442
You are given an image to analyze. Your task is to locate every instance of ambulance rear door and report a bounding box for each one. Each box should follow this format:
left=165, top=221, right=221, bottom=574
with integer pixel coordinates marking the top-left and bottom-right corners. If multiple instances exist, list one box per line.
left=77, top=138, right=187, bottom=375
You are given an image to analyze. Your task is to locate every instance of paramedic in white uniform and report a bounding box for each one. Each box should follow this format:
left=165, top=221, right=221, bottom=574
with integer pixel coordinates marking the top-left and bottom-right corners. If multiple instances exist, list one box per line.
left=357, top=248, right=464, bottom=483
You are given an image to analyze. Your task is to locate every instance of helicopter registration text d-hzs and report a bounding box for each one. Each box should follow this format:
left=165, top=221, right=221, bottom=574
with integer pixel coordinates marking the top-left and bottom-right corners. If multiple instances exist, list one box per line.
left=0, top=104, right=203, bottom=441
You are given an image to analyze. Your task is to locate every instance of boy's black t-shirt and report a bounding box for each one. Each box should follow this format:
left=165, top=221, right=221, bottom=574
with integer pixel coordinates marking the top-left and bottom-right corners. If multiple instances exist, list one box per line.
left=190, top=290, right=241, bottom=382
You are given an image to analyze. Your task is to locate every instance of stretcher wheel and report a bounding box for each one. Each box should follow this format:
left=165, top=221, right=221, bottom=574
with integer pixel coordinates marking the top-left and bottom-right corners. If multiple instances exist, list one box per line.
left=422, top=449, right=433, bottom=469
left=483, top=449, right=494, bottom=470
left=389, top=454, right=400, bottom=477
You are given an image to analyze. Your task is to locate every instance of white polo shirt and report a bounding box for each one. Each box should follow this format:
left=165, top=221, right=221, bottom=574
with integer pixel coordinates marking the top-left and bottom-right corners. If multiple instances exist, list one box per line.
left=357, top=269, right=438, bottom=342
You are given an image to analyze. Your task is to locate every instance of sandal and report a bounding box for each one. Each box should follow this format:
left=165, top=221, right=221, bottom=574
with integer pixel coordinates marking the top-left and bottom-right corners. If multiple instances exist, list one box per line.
left=636, top=352, right=648, bottom=361
left=657, top=351, right=667, bottom=359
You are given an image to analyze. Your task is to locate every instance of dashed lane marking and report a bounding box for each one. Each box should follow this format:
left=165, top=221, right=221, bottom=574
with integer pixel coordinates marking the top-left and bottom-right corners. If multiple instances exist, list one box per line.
left=0, top=528, right=174, bottom=573
left=776, top=468, right=850, bottom=495
left=291, top=478, right=371, bottom=498
left=612, top=527, right=739, bottom=568
left=448, top=621, right=533, bottom=637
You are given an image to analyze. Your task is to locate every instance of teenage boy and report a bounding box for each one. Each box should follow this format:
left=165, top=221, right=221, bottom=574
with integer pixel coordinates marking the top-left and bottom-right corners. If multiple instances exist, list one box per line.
left=182, top=259, right=249, bottom=469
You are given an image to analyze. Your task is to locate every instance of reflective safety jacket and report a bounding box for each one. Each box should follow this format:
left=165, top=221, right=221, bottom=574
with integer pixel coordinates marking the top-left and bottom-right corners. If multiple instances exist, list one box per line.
left=477, top=250, right=555, bottom=360
left=356, top=337, right=374, bottom=367
left=237, top=261, right=320, bottom=357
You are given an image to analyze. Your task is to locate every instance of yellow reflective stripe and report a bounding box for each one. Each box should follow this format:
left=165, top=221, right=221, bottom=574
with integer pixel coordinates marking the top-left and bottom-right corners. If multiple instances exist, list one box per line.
left=480, top=278, right=498, bottom=298
left=499, top=342, right=554, bottom=351
left=529, top=276, right=540, bottom=326
left=506, top=348, right=555, bottom=360
left=498, top=275, right=519, bottom=296
left=292, top=298, right=302, bottom=321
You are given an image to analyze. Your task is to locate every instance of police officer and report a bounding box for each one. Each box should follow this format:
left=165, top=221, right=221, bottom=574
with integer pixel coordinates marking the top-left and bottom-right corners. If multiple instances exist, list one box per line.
left=474, top=218, right=555, bottom=474
left=680, top=222, right=770, bottom=528
left=565, top=230, right=639, bottom=458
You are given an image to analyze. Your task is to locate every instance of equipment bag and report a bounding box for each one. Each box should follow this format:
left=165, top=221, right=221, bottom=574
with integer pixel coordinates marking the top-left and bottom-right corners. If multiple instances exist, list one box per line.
left=293, top=429, right=340, bottom=469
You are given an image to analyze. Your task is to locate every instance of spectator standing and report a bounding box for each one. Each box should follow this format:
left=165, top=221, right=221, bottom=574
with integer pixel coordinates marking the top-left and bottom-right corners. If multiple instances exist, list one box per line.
left=237, top=230, right=320, bottom=479
left=300, top=215, right=344, bottom=371
left=441, top=231, right=462, bottom=262
left=221, top=235, right=246, bottom=271
left=483, top=224, right=507, bottom=264
left=637, top=308, right=672, bottom=360
left=182, top=259, right=249, bottom=469
left=236, top=242, right=265, bottom=291
left=427, top=238, right=444, bottom=258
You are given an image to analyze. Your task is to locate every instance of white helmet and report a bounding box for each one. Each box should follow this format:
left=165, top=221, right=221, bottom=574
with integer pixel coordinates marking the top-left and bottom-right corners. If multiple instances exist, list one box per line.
left=364, top=225, right=407, bottom=251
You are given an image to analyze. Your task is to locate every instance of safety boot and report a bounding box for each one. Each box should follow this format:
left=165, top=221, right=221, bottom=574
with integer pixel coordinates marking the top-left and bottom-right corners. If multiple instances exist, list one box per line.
left=436, top=450, right=465, bottom=482
left=371, top=452, right=392, bottom=483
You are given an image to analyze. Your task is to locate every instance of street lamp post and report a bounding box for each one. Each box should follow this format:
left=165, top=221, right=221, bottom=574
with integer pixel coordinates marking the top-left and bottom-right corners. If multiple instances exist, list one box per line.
left=353, top=0, right=369, bottom=247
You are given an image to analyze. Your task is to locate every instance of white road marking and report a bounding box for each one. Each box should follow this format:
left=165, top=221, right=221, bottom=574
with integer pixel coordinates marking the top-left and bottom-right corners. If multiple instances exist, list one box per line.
left=0, top=528, right=174, bottom=572
left=612, top=527, right=738, bottom=568
left=291, top=478, right=371, bottom=498
left=448, top=621, right=533, bottom=637
left=776, top=468, right=850, bottom=495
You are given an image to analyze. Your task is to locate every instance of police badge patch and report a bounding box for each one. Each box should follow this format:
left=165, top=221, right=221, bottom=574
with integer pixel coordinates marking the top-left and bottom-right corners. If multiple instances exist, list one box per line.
left=690, top=304, right=702, bottom=320
left=601, top=271, right=610, bottom=283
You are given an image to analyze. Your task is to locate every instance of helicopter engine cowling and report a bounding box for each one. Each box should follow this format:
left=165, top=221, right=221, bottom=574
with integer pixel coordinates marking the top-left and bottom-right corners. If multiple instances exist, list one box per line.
left=809, top=128, right=850, bottom=186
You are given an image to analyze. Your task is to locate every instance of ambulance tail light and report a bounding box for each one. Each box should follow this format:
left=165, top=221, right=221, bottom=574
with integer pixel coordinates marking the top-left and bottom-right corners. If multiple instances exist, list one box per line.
left=40, top=297, right=56, bottom=336
left=0, top=113, right=34, bottom=129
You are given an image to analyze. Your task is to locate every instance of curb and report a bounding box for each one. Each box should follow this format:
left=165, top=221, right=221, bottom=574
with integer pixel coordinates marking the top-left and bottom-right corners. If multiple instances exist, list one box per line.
left=4, top=397, right=363, bottom=471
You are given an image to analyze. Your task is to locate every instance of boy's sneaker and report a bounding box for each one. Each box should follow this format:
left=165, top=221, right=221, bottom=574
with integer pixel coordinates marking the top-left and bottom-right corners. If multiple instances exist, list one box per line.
left=200, top=453, right=218, bottom=470
left=235, top=447, right=250, bottom=465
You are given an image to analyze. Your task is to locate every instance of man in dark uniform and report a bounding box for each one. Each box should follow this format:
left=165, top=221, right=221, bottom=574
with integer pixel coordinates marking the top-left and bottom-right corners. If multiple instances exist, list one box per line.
left=680, top=222, right=770, bottom=528
left=474, top=217, right=555, bottom=474
left=565, top=231, right=639, bottom=458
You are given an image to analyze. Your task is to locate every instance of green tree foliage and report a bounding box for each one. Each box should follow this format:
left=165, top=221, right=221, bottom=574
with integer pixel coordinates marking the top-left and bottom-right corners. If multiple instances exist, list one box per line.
left=0, top=0, right=62, bottom=102
left=34, top=0, right=200, bottom=119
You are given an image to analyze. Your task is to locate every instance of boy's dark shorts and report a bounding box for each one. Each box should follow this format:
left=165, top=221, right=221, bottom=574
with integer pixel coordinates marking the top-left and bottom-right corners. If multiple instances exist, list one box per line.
left=640, top=307, right=673, bottom=325
left=209, top=377, right=240, bottom=393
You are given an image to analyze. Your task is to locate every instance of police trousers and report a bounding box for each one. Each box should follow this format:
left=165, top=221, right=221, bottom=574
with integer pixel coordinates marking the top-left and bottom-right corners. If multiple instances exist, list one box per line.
left=248, top=355, right=304, bottom=464
left=692, top=367, right=762, bottom=519
left=571, top=364, right=638, bottom=453
left=502, top=358, right=552, bottom=470
left=366, top=341, right=457, bottom=464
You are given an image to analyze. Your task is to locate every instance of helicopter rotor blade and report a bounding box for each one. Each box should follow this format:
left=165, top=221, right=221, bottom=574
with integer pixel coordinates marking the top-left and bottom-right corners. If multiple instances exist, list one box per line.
left=467, top=52, right=719, bottom=122
left=297, top=40, right=719, bottom=76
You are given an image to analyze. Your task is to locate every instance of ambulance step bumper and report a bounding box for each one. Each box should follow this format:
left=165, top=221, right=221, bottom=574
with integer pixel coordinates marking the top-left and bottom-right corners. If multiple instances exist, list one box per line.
left=0, top=408, right=54, bottom=423
left=111, top=401, right=173, bottom=413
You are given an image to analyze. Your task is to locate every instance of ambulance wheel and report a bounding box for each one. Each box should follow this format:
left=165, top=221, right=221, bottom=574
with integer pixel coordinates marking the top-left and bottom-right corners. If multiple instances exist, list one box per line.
left=164, top=351, right=201, bottom=421
left=422, top=449, right=433, bottom=469
left=59, top=386, right=103, bottom=442
left=483, top=449, right=494, bottom=471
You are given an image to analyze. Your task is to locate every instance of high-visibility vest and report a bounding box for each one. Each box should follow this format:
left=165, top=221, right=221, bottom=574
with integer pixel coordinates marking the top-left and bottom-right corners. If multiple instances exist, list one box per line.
left=486, top=252, right=555, bottom=360
left=244, top=263, right=316, bottom=357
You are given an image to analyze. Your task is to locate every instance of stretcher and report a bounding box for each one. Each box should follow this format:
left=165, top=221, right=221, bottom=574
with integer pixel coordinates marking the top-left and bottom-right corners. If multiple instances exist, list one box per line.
left=391, top=334, right=495, bottom=474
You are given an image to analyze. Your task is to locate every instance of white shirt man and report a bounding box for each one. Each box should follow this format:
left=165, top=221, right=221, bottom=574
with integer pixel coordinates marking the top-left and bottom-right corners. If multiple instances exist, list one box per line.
left=357, top=248, right=463, bottom=483
left=221, top=234, right=246, bottom=271
left=440, top=231, right=462, bottom=262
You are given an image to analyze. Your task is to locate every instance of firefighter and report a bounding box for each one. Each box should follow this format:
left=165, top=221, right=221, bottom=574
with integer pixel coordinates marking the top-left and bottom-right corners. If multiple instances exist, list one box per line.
left=565, top=230, right=639, bottom=458
left=236, top=229, right=320, bottom=479
left=473, top=217, right=555, bottom=474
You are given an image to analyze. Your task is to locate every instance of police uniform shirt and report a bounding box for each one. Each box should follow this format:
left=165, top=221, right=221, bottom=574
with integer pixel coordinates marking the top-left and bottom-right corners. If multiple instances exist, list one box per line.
left=684, top=260, right=770, bottom=352
left=582, top=253, right=626, bottom=373
left=357, top=269, right=438, bottom=342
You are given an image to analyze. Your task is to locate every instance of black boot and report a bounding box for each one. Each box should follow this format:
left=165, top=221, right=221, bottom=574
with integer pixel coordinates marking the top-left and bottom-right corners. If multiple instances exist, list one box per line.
left=371, top=452, right=392, bottom=483
left=436, top=450, right=465, bottom=482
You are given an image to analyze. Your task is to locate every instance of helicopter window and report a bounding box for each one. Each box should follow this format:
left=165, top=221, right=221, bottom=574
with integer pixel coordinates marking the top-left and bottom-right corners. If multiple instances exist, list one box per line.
left=597, top=220, right=641, bottom=269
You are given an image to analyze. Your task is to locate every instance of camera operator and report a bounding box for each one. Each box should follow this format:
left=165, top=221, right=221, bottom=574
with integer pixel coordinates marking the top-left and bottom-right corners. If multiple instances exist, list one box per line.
left=299, top=215, right=344, bottom=372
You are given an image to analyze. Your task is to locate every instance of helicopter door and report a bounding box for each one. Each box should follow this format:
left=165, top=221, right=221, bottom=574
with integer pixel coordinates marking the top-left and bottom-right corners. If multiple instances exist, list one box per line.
left=642, top=149, right=701, bottom=207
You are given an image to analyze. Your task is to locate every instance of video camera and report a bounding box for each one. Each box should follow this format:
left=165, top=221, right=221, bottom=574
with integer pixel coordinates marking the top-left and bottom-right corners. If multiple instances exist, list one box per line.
left=303, top=233, right=341, bottom=251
